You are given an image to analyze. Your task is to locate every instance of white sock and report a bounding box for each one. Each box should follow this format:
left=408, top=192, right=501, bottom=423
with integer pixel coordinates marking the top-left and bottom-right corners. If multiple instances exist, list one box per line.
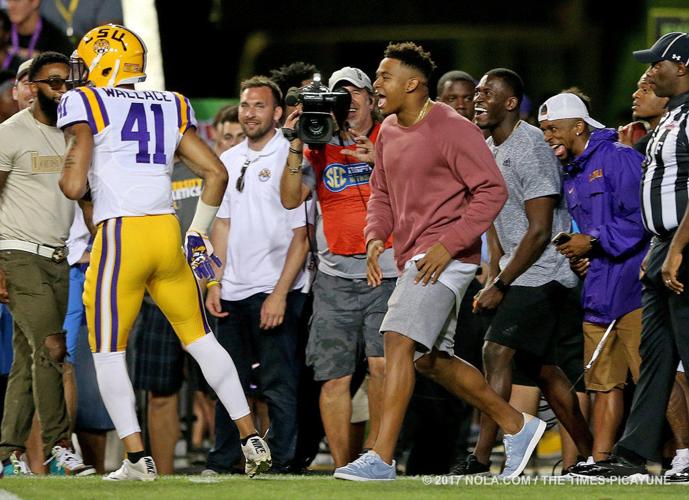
left=92, top=351, right=141, bottom=439
left=186, top=334, right=250, bottom=420
left=677, top=448, right=689, bottom=457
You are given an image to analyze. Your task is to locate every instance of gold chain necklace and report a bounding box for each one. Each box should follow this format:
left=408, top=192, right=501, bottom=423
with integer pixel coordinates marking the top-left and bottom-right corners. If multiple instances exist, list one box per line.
left=412, top=98, right=432, bottom=125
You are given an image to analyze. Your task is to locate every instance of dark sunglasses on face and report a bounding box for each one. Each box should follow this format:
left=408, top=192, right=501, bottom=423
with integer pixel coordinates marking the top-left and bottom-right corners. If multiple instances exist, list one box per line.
left=31, top=77, right=68, bottom=90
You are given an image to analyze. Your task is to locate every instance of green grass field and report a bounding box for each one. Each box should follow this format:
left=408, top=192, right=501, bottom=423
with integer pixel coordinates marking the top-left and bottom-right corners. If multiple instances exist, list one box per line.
left=1, top=475, right=688, bottom=500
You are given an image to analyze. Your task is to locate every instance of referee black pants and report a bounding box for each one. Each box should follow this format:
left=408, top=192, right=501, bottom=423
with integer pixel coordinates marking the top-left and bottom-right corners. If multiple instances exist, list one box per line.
left=615, top=238, right=689, bottom=462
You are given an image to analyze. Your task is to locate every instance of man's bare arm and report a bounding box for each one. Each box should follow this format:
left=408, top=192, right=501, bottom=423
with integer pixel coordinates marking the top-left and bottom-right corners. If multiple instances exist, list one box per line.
left=209, top=217, right=230, bottom=279
left=280, top=110, right=311, bottom=209
left=177, top=128, right=228, bottom=207
left=60, top=123, right=94, bottom=200
left=78, top=199, right=97, bottom=236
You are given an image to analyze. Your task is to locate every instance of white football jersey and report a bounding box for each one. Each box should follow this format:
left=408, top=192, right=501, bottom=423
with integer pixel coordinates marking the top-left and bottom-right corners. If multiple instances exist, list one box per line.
left=57, top=86, right=197, bottom=225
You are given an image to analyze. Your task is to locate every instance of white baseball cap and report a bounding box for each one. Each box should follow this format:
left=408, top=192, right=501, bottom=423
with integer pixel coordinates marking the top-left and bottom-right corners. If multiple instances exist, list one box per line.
left=16, top=58, right=33, bottom=82
left=538, top=93, right=605, bottom=129
left=328, top=67, right=372, bottom=92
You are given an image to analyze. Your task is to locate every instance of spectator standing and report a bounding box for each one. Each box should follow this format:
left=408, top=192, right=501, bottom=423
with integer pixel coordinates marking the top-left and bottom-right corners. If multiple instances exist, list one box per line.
left=205, top=76, right=309, bottom=474
left=0, top=70, right=17, bottom=121
left=0, top=52, right=91, bottom=476
left=11, top=57, right=31, bottom=109
left=540, top=92, right=647, bottom=464
left=335, top=42, right=545, bottom=481
left=436, top=70, right=477, bottom=120
left=3, top=0, right=73, bottom=72
left=212, top=105, right=244, bottom=156
left=466, top=70, right=592, bottom=475
left=618, top=73, right=669, bottom=154
left=270, top=62, right=318, bottom=119
left=40, top=0, right=122, bottom=43
left=280, top=66, right=394, bottom=468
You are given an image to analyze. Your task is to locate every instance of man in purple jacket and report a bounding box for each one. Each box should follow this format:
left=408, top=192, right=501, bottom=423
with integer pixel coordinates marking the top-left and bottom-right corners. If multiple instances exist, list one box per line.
left=539, top=92, right=649, bottom=465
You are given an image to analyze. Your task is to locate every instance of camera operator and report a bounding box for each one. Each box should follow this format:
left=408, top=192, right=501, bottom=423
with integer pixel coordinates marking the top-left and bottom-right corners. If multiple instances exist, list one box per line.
left=280, top=67, right=395, bottom=469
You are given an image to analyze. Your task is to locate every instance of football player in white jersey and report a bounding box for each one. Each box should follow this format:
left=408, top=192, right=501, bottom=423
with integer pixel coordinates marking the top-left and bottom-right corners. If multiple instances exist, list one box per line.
left=57, top=24, right=271, bottom=480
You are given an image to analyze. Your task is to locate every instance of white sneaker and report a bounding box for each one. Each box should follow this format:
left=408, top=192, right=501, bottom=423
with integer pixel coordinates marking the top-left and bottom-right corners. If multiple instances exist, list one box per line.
left=3, top=450, right=32, bottom=476
left=46, top=445, right=96, bottom=476
left=104, top=457, right=157, bottom=481
left=241, top=436, right=271, bottom=477
left=665, top=451, right=689, bottom=476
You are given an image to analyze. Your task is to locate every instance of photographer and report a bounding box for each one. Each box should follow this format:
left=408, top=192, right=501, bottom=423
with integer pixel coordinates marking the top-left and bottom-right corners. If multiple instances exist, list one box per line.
left=280, top=67, right=395, bottom=469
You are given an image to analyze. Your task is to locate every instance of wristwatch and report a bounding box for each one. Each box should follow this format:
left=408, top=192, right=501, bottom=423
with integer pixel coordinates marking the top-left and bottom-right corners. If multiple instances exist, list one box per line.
left=589, top=236, right=600, bottom=250
left=492, top=276, right=510, bottom=293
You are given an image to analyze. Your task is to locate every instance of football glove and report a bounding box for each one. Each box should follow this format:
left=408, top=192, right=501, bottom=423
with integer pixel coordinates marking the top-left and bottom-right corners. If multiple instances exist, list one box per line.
left=184, top=230, right=222, bottom=280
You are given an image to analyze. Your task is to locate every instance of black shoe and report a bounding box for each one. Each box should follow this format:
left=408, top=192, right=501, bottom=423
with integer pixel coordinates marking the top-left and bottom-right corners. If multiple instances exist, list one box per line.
left=569, top=455, right=648, bottom=479
left=563, top=459, right=595, bottom=476
left=666, top=465, right=689, bottom=483
left=449, top=454, right=491, bottom=476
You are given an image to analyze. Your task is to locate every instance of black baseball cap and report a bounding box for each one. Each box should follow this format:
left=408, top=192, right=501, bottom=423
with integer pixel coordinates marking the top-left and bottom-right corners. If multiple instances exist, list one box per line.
left=634, top=32, right=689, bottom=65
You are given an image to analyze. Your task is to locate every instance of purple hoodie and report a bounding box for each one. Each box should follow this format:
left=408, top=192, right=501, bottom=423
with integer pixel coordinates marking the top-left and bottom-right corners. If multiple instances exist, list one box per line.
left=563, top=128, right=650, bottom=324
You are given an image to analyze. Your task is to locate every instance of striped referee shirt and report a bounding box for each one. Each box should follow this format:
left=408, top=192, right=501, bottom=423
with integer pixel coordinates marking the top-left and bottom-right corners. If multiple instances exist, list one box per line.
left=641, top=90, right=689, bottom=236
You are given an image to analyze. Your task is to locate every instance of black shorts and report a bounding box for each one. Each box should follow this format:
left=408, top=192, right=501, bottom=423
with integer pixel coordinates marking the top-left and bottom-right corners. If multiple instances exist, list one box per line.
left=486, top=281, right=584, bottom=388
left=130, top=300, right=185, bottom=396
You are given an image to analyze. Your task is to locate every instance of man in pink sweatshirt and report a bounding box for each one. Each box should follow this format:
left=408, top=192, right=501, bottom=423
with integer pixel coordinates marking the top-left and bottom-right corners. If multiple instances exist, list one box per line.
left=333, top=42, right=547, bottom=481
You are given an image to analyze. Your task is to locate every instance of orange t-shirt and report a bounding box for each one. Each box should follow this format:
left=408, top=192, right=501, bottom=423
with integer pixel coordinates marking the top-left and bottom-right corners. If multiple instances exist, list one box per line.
left=305, top=123, right=392, bottom=255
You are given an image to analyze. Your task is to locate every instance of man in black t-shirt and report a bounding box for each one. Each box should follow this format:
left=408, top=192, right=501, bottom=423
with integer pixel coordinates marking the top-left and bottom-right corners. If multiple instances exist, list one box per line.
left=3, top=0, right=73, bottom=73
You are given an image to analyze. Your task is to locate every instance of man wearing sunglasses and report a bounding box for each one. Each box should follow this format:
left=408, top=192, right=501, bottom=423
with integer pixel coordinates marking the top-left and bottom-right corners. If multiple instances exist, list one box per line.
left=204, top=76, right=309, bottom=474
left=0, top=51, right=94, bottom=476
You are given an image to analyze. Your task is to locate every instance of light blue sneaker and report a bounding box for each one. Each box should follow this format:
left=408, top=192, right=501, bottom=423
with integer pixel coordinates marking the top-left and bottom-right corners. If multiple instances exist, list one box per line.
left=334, top=451, right=396, bottom=481
left=499, top=413, right=546, bottom=478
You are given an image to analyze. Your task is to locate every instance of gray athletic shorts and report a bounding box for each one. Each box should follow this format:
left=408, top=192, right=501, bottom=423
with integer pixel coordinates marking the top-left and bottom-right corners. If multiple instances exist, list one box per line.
left=307, top=272, right=395, bottom=381
left=379, top=264, right=459, bottom=359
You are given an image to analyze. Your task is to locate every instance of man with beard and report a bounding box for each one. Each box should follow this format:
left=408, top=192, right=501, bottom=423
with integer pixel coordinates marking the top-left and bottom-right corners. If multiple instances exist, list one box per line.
left=205, top=76, right=309, bottom=474
left=334, top=42, right=546, bottom=481
left=465, top=70, right=593, bottom=475
left=0, top=52, right=93, bottom=476
left=281, top=66, right=393, bottom=470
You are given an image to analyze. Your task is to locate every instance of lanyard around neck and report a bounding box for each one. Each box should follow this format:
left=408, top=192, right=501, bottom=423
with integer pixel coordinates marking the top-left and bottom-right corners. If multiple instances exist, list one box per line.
left=2, top=17, right=43, bottom=71
left=54, top=0, right=80, bottom=38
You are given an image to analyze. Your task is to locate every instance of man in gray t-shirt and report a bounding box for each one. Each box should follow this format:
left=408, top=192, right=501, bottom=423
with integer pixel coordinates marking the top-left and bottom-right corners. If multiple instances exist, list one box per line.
left=489, top=124, right=577, bottom=289
left=461, top=69, right=593, bottom=475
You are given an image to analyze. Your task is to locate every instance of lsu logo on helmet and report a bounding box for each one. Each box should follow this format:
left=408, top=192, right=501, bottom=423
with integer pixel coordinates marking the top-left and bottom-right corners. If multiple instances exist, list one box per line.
left=68, top=24, right=147, bottom=88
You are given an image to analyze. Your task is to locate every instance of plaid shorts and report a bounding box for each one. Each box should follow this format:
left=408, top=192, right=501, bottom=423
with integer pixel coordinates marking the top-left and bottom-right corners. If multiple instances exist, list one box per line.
left=129, top=300, right=185, bottom=396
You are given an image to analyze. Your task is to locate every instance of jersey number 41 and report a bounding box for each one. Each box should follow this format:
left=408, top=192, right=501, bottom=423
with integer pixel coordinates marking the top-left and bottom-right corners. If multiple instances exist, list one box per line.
left=121, top=102, right=168, bottom=165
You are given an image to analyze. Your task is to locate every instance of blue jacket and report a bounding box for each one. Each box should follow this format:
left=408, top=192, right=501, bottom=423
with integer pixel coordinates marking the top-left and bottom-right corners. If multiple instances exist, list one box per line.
left=563, top=128, right=650, bottom=324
